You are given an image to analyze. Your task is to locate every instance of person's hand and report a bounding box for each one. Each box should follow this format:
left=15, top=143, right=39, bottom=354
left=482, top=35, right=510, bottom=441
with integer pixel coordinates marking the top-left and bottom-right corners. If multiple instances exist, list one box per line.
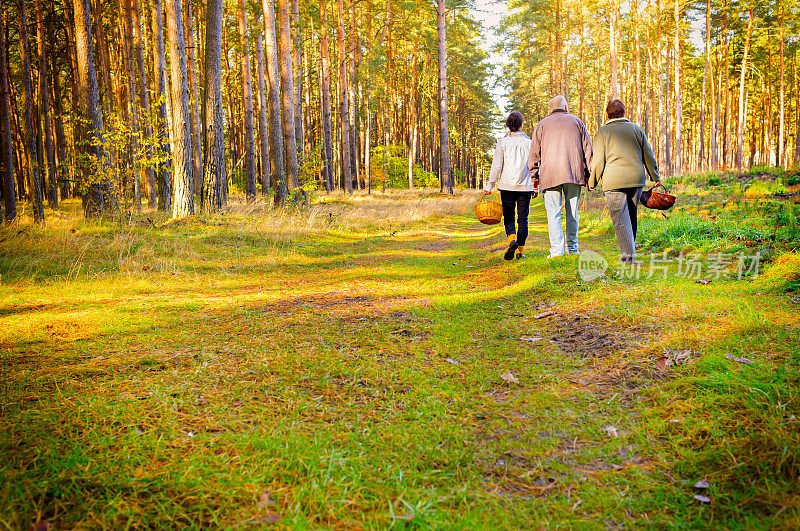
left=482, top=190, right=491, bottom=197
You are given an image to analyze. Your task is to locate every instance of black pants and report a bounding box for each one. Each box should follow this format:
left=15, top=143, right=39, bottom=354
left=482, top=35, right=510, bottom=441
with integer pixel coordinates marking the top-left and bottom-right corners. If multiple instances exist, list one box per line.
left=500, top=190, right=533, bottom=246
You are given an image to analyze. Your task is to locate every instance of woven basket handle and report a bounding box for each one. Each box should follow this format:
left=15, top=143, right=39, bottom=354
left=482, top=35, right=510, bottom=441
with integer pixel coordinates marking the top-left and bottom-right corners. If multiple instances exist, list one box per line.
left=647, top=181, right=668, bottom=193
left=479, top=192, right=500, bottom=203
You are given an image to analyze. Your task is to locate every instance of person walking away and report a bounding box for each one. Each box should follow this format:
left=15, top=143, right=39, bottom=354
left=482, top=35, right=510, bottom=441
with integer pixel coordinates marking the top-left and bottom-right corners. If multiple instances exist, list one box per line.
left=483, top=111, right=535, bottom=260
left=588, top=99, right=661, bottom=263
left=528, top=95, right=593, bottom=258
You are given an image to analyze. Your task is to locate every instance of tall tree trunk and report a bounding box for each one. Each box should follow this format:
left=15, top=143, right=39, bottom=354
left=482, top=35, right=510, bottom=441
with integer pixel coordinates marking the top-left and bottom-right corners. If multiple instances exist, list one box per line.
left=795, top=53, right=800, bottom=165
left=609, top=2, right=618, bottom=99
left=164, top=0, right=194, bottom=217
left=153, top=0, right=171, bottom=210
left=122, top=0, right=142, bottom=211
left=318, top=0, right=334, bottom=193
left=201, top=0, right=224, bottom=213
left=383, top=0, right=391, bottom=192
left=132, top=0, right=155, bottom=208
left=436, top=0, right=451, bottom=194
left=262, top=0, right=288, bottom=204
left=778, top=7, right=785, bottom=168
left=276, top=0, right=299, bottom=190
left=35, top=0, right=57, bottom=209
left=634, top=9, right=641, bottom=125
left=347, top=0, right=359, bottom=188
left=74, top=0, right=109, bottom=215
left=407, top=55, right=418, bottom=190
left=0, top=2, right=16, bottom=222
left=185, top=0, right=203, bottom=196
left=673, top=0, right=681, bottom=175
left=94, top=0, right=111, bottom=120
left=290, top=0, right=305, bottom=162
left=336, top=0, right=352, bottom=194
left=699, top=0, right=710, bottom=171
left=255, top=27, right=271, bottom=195
left=736, top=10, right=752, bottom=172
left=19, top=0, right=44, bottom=222
left=51, top=52, right=68, bottom=201
left=237, top=0, right=256, bottom=201
left=579, top=17, right=585, bottom=123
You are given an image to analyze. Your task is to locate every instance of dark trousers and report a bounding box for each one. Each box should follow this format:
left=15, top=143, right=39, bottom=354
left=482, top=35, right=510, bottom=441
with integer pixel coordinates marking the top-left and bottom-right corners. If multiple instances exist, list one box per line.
left=500, top=190, right=533, bottom=246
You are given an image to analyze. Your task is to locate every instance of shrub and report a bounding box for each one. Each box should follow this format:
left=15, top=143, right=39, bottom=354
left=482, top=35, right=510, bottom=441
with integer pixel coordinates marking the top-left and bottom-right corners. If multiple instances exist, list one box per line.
left=368, top=145, right=439, bottom=188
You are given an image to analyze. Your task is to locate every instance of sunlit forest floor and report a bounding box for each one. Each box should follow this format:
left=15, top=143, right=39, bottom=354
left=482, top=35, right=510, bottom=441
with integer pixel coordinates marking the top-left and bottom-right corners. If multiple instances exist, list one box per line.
left=1, top=172, right=799, bottom=528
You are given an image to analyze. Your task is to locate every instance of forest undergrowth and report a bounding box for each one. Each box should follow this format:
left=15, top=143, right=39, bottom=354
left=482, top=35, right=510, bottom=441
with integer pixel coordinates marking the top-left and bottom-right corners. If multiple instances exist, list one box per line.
left=0, top=180, right=798, bottom=528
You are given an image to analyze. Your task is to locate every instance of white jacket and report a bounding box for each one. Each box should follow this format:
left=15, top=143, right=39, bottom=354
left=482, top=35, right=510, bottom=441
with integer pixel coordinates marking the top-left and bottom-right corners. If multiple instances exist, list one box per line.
left=484, top=132, right=534, bottom=192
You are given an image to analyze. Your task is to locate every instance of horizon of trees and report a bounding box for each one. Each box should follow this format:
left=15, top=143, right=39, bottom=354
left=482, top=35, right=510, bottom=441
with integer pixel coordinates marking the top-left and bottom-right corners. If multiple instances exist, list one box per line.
left=0, top=0, right=797, bottom=225
left=0, top=0, right=497, bottom=223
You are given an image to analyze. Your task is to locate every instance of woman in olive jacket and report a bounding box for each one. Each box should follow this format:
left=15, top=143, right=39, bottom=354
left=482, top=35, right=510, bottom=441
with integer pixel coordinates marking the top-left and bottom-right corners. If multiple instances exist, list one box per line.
left=588, top=100, right=661, bottom=263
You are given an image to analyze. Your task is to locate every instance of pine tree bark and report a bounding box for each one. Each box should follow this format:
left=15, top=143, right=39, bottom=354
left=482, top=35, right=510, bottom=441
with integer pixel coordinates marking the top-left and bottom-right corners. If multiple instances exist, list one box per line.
left=164, top=0, right=194, bottom=217
left=262, top=0, right=287, bottom=204
left=255, top=27, right=271, bottom=195
left=276, top=0, right=299, bottom=190
left=153, top=0, right=171, bottom=210
left=336, top=0, right=352, bottom=194
left=237, top=0, right=257, bottom=201
left=74, top=0, right=110, bottom=215
left=35, top=0, right=57, bottom=209
left=736, top=10, right=752, bottom=171
left=436, top=0, right=452, bottom=194
left=185, top=0, right=202, bottom=194
left=291, top=0, right=305, bottom=162
left=318, top=0, right=334, bottom=192
left=0, top=2, right=16, bottom=222
left=201, top=0, right=224, bottom=213
left=19, top=0, right=44, bottom=222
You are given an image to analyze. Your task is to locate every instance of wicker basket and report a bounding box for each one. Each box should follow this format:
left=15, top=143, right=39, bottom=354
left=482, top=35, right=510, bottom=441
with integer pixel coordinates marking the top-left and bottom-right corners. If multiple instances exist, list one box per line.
left=641, top=182, right=676, bottom=211
left=475, top=193, right=503, bottom=225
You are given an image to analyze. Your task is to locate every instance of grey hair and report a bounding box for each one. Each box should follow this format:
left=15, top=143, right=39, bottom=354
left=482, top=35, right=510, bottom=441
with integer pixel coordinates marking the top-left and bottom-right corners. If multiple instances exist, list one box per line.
left=549, top=95, right=568, bottom=113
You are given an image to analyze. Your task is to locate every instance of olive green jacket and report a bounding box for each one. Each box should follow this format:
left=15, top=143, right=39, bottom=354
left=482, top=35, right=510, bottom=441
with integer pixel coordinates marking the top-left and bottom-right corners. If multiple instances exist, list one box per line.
left=588, top=118, right=660, bottom=191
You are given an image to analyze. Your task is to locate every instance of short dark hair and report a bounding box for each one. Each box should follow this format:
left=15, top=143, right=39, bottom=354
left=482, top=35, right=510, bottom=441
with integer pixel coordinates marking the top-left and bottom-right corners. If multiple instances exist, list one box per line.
left=606, top=100, right=625, bottom=119
left=506, top=111, right=524, bottom=132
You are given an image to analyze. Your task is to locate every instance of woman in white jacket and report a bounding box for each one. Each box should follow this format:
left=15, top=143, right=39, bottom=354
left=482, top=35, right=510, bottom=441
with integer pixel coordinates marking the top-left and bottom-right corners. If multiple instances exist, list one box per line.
left=482, top=112, right=536, bottom=260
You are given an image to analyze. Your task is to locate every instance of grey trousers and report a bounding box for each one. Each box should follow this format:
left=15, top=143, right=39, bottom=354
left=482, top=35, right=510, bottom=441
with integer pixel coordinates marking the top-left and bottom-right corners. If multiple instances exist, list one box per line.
left=605, top=187, right=642, bottom=262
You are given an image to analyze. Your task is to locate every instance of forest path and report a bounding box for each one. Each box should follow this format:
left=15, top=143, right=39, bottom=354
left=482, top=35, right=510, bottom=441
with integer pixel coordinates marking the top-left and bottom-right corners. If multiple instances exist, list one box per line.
left=0, top=195, right=797, bottom=528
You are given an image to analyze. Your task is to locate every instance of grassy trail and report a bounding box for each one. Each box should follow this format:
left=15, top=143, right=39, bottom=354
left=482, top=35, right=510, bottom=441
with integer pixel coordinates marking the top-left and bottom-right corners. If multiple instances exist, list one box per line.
left=1, top=192, right=798, bottom=528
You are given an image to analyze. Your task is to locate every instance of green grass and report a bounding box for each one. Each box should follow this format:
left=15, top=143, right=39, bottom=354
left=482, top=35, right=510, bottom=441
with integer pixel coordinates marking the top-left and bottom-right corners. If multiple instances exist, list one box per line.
left=0, top=188, right=798, bottom=528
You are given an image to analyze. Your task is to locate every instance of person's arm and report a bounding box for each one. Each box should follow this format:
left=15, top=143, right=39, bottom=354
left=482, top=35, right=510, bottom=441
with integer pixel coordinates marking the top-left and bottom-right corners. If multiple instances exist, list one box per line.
left=640, top=128, right=660, bottom=183
left=484, top=139, right=504, bottom=193
left=580, top=121, right=593, bottom=185
left=528, top=126, right=541, bottom=185
left=588, top=131, right=605, bottom=191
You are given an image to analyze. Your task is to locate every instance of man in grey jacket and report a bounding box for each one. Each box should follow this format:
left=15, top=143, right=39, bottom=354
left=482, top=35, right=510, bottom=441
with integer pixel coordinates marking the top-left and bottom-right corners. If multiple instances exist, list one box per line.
left=528, top=96, right=593, bottom=257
